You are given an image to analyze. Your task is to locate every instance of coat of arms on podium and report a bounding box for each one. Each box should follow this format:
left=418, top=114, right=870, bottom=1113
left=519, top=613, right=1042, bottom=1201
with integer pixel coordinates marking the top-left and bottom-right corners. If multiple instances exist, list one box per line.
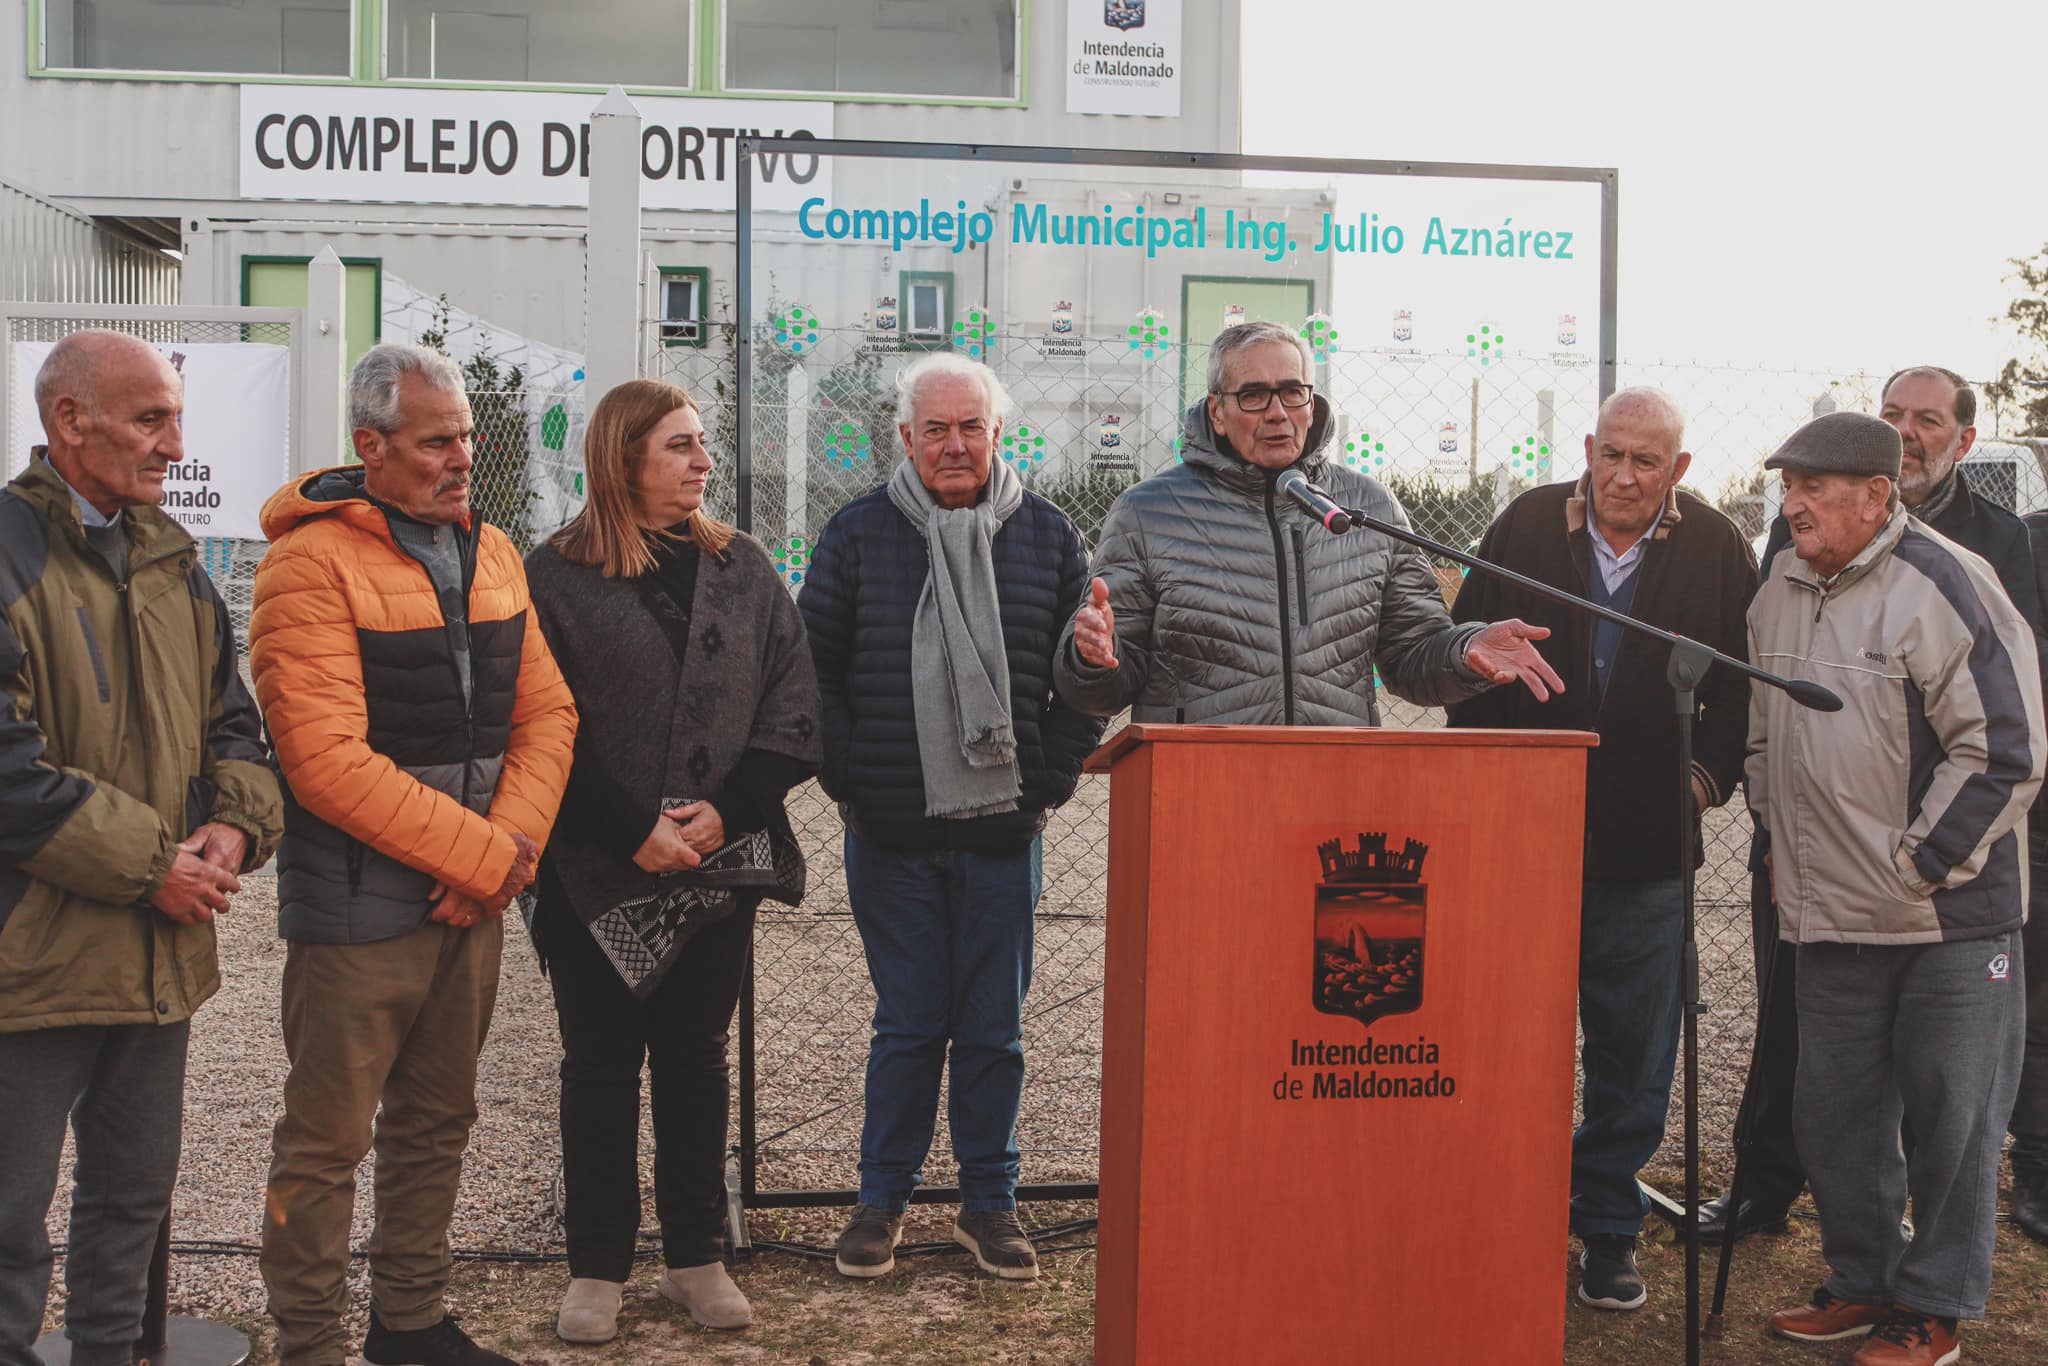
left=1314, top=832, right=1428, bottom=1027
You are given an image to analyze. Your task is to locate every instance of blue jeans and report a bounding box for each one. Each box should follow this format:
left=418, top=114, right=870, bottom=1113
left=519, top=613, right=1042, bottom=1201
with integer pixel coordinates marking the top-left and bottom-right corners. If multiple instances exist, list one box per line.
left=1571, top=877, right=1686, bottom=1239
left=845, top=831, right=1042, bottom=1213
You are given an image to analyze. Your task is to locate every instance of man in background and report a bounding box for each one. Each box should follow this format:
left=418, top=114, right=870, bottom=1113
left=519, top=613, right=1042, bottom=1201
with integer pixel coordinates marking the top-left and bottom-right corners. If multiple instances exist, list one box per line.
left=1702, top=366, right=2047, bottom=1247
left=1751, top=412, right=2039, bottom=1365
left=1449, top=388, right=1756, bottom=1313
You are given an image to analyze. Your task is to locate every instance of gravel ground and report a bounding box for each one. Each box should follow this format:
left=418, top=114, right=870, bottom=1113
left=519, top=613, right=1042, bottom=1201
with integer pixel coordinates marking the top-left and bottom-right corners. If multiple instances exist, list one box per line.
left=39, top=755, right=1775, bottom=1339
left=42, top=874, right=575, bottom=1329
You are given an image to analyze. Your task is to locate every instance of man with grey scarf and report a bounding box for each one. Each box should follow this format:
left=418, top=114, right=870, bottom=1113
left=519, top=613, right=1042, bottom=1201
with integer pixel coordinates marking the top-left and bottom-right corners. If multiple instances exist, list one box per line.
left=800, top=353, right=1104, bottom=1282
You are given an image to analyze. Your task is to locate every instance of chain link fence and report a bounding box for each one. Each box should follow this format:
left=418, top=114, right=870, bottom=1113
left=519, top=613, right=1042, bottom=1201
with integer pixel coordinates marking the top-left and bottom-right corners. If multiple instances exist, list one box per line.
left=634, top=303, right=2048, bottom=1199
left=19, top=302, right=2036, bottom=1204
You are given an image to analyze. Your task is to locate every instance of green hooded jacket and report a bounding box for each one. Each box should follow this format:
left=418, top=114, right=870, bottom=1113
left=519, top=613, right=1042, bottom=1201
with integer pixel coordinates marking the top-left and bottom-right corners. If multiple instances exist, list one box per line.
left=0, top=456, right=282, bottom=1032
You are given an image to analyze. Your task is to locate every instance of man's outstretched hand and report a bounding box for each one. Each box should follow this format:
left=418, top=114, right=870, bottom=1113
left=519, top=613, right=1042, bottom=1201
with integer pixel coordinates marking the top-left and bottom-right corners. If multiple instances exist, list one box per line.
left=1073, top=577, right=1119, bottom=670
left=1465, top=619, right=1567, bottom=702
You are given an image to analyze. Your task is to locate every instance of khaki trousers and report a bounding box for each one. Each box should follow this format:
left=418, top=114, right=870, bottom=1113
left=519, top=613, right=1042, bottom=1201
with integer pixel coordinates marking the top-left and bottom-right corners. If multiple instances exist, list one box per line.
left=259, top=920, right=501, bottom=1366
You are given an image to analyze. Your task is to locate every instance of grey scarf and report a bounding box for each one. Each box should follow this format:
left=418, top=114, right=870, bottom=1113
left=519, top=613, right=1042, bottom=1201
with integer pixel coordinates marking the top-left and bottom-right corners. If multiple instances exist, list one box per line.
left=886, top=455, right=1024, bottom=818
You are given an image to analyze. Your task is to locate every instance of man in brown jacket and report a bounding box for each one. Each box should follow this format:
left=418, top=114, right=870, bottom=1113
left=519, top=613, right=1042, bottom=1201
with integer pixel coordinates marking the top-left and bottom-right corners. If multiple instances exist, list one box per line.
left=0, top=331, right=282, bottom=1366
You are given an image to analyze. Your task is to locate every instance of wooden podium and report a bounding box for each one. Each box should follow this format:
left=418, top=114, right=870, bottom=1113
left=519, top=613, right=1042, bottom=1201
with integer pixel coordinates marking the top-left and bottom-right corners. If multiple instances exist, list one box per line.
left=1086, top=725, right=1597, bottom=1366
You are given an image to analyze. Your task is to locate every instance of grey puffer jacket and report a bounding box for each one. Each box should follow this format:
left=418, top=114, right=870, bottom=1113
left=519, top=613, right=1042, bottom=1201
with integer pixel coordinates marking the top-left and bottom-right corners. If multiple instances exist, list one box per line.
left=1054, top=397, right=1488, bottom=725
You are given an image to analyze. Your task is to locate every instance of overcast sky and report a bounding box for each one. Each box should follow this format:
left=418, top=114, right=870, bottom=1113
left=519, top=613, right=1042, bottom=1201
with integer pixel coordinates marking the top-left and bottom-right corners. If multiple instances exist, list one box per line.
left=1242, top=1, right=2048, bottom=387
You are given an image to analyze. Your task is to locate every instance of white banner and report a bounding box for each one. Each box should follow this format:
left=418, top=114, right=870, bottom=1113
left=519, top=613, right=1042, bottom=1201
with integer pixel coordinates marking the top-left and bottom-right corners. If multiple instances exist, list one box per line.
left=7, top=342, right=290, bottom=541
left=239, top=86, right=834, bottom=212
left=1066, top=0, right=1182, bottom=117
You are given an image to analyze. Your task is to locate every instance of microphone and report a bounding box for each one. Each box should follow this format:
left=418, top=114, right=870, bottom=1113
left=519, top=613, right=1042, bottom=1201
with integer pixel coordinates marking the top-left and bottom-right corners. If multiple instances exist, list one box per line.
left=1332, top=499, right=1846, bottom=715
left=1276, top=468, right=1352, bottom=534
left=1783, top=678, right=1845, bottom=713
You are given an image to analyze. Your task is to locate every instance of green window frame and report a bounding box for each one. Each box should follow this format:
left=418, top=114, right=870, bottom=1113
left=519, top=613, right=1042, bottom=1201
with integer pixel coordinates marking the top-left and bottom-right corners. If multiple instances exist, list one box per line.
left=26, top=1, right=1031, bottom=106
left=899, top=270, right=953, bottom=352
left=720, top=0, right=1023, bottom=104
left=657, top=266, right=711, bottom=349
left=379, top=0, right=699, bottom=92
left=33, top=0, right=361, bottom=81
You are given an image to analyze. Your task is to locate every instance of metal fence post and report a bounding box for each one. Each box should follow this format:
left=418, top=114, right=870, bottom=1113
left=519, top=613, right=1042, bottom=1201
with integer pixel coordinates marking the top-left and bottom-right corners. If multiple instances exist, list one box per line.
left=585, top=86, right=643, bottom=405
left=301, top=246, right=347, bottom=474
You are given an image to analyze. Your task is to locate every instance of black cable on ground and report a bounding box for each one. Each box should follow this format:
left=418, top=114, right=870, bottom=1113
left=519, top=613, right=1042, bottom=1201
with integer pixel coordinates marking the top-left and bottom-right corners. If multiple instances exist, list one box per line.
left=49, top=1217, right=1101, bottom=1268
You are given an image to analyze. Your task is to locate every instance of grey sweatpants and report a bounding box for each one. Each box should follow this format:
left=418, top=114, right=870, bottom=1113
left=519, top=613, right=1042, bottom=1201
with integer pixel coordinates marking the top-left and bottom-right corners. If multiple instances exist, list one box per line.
left=0, top=1022, right=190, bottom=1366
left=1795, top=932, right=2025, bottom=1321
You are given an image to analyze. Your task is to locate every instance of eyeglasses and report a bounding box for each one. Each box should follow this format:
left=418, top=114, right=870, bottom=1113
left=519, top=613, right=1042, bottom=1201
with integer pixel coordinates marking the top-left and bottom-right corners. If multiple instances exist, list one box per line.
left=1216, top=383, right=1314, bottom=412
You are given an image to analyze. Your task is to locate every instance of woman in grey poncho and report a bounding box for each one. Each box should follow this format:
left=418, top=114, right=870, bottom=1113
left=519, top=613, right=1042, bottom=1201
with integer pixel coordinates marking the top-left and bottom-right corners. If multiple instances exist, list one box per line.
left=523, top=379, right=820, bottom=1343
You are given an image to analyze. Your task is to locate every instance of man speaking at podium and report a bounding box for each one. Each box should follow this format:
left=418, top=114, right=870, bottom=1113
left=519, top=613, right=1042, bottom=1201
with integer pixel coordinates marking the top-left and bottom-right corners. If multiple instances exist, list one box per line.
left=1053, top=320, right=1563, bottom=722
left=1445, top=388, right=1758, bottom=1315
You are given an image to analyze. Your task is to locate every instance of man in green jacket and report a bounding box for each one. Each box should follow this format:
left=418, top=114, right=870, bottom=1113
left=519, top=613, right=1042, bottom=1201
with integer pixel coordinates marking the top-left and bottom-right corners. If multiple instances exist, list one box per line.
left=0, top=331, right=282, bottom=1366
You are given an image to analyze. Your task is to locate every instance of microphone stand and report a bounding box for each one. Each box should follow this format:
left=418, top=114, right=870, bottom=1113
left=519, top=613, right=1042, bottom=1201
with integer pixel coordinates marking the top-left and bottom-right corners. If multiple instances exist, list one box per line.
left=1333, top=500, right=1839, bottom=1366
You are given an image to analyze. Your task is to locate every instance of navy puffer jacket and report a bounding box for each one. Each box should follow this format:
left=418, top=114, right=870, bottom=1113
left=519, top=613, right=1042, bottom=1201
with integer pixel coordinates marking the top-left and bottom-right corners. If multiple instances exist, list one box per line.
left=799, top=485, right=1106, bottom=853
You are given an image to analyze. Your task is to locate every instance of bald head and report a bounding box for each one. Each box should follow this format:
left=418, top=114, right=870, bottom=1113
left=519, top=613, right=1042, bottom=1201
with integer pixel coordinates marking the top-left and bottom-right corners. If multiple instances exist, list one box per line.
left=34, top=330, right=185, bottom=516
left=35, top=331, right=176, bottom=429
left=1585, top=386, right=1690, bottom=550
left=1595, top=387, right=1685, bottom=449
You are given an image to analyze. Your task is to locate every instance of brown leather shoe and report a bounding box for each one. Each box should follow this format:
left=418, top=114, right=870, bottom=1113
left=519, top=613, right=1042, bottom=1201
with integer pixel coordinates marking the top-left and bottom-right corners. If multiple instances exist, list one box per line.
left=1851, top=1309, right=1960, bottom=1366
left=1769, top=1286, right=1890, bottom=1342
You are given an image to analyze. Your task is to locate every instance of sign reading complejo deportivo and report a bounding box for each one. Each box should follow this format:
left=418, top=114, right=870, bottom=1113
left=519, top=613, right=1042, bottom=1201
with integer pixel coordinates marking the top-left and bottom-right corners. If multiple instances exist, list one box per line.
left=239, top=86, right=834, bottom=212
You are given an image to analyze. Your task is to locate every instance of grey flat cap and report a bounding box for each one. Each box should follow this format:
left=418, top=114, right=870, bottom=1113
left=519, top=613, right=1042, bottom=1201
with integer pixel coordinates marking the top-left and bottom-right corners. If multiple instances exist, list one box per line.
left=1763, top=410, right=1902, bottom=480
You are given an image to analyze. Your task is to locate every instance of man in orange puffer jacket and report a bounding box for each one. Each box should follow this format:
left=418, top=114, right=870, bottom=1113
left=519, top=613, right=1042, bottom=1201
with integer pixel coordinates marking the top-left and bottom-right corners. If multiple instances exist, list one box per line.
left=249, top=343, right=577, bottom=1366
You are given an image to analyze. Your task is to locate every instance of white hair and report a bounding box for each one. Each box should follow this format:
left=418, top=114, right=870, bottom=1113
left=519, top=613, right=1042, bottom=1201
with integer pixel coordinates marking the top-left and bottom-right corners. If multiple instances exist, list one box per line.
left=893, top=352, right=1014, bottom=428
left=349, top=343, right=467, bottom=434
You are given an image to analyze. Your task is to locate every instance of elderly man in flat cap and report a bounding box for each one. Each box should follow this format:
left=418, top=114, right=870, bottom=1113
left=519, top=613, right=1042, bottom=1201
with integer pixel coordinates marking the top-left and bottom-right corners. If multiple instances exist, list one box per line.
left=1748, top=412, right=2043, bottom=1366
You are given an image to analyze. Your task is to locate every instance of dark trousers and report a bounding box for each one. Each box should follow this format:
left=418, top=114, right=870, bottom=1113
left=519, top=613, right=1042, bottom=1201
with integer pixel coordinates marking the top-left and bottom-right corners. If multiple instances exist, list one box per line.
left=1734, top=864, right=1808, bottom=1210
left=844, top=831, right=1041, bottom=1214
left=541, top=893, right=754, bottom=1280
left=2011, top=883, right=2048, bottom=1180
left=1570, top=877, right=1686, bottom=1238
left=0, top=1022, right=189, bottom=1366
left=1796, top=934, right=2025, bottom=1321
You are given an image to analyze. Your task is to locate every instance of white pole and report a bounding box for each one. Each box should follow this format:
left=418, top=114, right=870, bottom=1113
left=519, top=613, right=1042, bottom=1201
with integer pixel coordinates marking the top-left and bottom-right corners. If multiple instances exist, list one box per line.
left=585, top=86, right=643, bottom=405
left=786, top=362, right=809, bottom=541
left=301, top=246, right=348, bottom=475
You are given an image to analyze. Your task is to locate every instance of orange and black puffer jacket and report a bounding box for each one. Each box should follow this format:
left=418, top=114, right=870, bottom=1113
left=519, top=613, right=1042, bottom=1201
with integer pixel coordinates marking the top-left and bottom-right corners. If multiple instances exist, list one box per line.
left=249, top=466, right=577, bottom=944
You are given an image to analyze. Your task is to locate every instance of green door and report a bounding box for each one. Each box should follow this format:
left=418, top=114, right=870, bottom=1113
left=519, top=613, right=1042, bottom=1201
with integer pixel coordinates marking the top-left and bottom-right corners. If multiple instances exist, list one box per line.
left=242, top=256, right=382, bottom=375
left=1180, top=276, right=1316, bottom=414
left=244, top=256, right=382, bottom=462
